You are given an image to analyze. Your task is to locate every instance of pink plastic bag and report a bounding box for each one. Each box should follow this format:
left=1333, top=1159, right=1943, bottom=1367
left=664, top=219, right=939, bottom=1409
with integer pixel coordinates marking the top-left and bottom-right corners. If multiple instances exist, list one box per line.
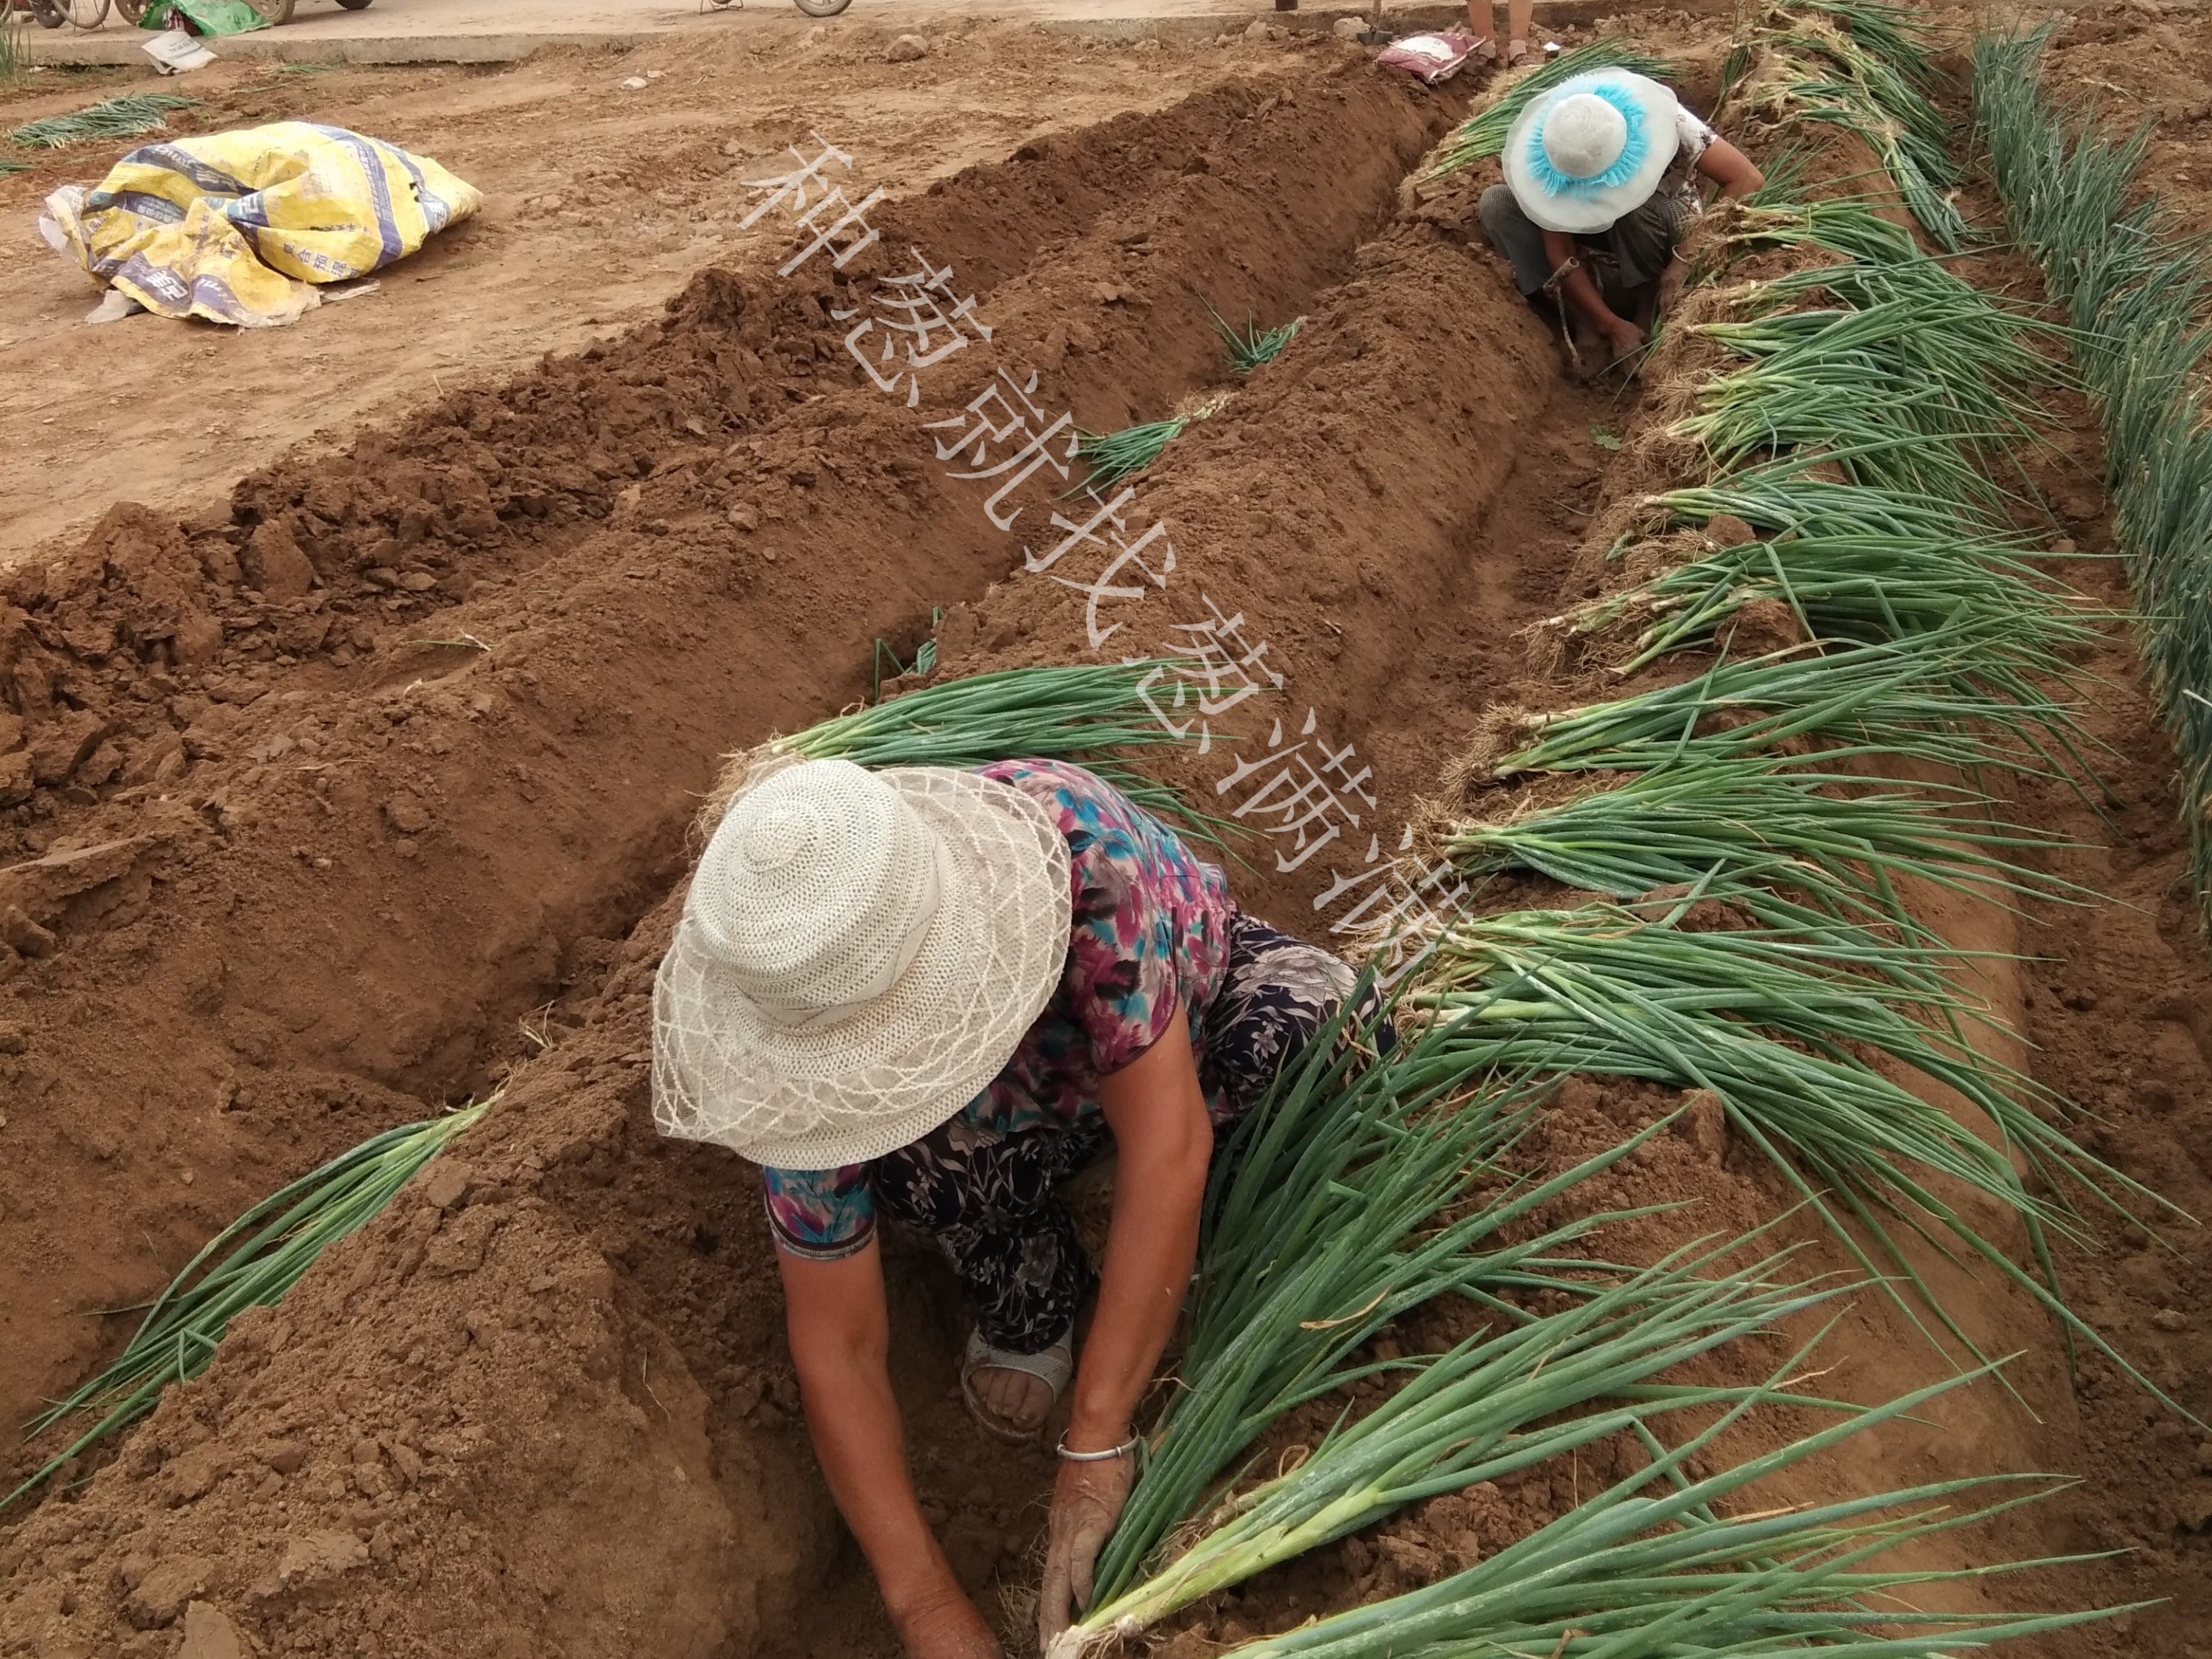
left=1376, top=32, right=1478, bottom=86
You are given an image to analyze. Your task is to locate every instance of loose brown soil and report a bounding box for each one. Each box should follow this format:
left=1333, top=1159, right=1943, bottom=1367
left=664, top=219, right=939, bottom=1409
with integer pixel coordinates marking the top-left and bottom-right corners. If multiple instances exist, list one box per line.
left=3, top=8, right=2211, bottom=1659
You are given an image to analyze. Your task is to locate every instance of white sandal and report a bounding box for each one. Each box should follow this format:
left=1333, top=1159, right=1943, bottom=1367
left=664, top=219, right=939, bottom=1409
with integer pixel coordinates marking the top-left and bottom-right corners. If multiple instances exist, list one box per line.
left=961, top=1329, right=1073, bottom=1444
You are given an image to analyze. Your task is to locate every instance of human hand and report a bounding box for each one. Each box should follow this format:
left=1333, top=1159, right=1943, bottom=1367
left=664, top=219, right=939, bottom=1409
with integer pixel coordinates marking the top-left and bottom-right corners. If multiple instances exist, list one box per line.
left=1657, top=259, right=1688, bottom=316
left=1037, top=1447, right=1138, bottom=1649
left=1603, top=318, right=1648, bottom=361
left=892, top=1579, right=1003, bottom=1659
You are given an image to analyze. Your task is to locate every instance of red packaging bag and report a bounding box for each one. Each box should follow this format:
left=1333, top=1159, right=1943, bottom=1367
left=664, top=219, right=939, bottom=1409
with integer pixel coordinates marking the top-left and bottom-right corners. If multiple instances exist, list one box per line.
left=1376, top=32, right=1478, bottom=86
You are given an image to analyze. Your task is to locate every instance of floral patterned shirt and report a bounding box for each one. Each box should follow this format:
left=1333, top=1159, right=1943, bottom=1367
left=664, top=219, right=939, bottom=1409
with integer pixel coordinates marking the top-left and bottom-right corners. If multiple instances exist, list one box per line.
left=761, top=759, right=1234, bottom=1260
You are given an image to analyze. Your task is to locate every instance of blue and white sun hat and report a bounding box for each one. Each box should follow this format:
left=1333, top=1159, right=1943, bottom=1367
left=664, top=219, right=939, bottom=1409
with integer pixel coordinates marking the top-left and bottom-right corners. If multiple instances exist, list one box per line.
left=1502, top=69, right=1683, bottom=236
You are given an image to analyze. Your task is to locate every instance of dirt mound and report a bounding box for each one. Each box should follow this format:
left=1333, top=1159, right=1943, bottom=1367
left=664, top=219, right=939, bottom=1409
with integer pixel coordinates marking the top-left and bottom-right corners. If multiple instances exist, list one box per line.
left=0, top=51, right=1503, bottom=1655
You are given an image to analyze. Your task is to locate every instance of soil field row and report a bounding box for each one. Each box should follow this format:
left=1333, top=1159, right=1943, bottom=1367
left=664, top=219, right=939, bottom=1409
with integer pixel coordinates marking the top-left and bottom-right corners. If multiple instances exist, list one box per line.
left=0, top=7, right=2209, bottom=1658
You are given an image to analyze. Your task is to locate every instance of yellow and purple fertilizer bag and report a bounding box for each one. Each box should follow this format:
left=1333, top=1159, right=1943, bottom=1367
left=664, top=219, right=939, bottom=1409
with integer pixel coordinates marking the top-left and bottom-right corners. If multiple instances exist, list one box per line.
left=41, top=122, right=481, bottom=327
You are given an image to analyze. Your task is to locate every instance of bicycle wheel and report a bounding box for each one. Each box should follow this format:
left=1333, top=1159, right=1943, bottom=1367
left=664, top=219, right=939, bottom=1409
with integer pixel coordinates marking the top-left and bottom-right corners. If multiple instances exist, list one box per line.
left=115, top=0, right=153, bottom=20
left=792, top=0, right=850, bottom=16
left=63, top=0, right=109, bottom=27
left=335, top=0, right=373, bottom=9
left=27, top=0, right=69, bottom=29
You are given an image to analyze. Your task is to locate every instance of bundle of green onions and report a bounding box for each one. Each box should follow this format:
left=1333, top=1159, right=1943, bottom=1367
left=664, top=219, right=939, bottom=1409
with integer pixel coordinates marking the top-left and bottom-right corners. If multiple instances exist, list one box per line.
left=1075, top=395, right=1225, bottom=490
left=1443, top=759, right=2093, bottom=978
left=1486, top=624, right=2090, bottom=789
left=1673, top=299, right=2051, bottom=512
left=1093, top=1010, right=1667, bottom=1603
left=1975, top=27, right=2212, bottom=933
left=708, top=661, right=1231, bottom=846
left=4, top=1102, right=488, bottom=1512
left=1742, top=1, right=1965, bottom=250
left=1053, top=1236, right=1848, bottom=1655
left=9, top=93, right=198, bottom=150
left=1209, top=305, right=1301, bottom=374
left=1218, top=1363, right=2121, bottom=1657
left=1407, top=900, right=2187, bottom=1408
left=1425, top=39, right=1672, bottom=178
left=1554, top=525, right=2101, bottom=678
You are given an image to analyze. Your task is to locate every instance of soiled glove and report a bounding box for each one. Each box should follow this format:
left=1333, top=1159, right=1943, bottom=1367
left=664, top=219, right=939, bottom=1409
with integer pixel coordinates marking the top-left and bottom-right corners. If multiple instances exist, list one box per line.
left=1037, top=1448, right=1137, bottom=1649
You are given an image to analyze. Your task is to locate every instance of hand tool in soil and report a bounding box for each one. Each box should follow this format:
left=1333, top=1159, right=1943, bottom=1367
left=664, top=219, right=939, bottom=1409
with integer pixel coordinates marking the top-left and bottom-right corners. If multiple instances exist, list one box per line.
left=3, top=1102, right=488, bottom=1514
left=1214, top=1354, right=2131, bottom=1657
left=1051, top=1233, right=1853, bottom=1655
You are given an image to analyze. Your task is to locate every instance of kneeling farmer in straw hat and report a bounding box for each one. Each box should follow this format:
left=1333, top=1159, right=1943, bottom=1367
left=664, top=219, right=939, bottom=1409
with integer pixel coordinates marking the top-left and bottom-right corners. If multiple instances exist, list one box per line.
left=652, top=757, right=1379, bottom=1658
left=1480, top=67, right=1763, bottom=367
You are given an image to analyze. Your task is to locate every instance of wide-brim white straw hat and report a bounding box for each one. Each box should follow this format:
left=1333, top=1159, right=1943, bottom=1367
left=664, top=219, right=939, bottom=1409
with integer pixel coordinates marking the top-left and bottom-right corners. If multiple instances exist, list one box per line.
left=1503, top=69, right=1682, bottom=236
left=652, top=759, right=1072, bottom=1170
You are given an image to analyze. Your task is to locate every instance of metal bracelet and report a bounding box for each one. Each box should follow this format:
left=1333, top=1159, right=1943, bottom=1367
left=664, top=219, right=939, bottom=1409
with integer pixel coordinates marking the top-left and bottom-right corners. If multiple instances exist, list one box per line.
left=1055, top=1433, right=1141, bottom=1463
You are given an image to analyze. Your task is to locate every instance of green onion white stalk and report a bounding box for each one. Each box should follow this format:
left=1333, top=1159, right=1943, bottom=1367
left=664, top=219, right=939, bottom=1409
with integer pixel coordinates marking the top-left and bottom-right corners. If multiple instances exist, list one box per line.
left=1052, top=1236, right=1848, bottom=1656
left=1220, top=1360, right=2126, bottom=1657
left=1092, top=1007, right=1666, bottom=1603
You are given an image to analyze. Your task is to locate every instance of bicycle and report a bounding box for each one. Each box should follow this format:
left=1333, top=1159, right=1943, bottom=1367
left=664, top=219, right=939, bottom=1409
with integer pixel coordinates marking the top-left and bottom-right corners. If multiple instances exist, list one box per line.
left=109, top=0, right=377, bottom=24
left=701, top=0, right=855, bottom=18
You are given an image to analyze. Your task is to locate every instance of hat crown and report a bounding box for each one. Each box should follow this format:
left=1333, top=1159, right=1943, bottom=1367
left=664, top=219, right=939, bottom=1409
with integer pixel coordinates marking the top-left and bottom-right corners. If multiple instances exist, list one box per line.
left=691, top=759, right=942, bottom=1029
left=1543, top=91, right=1630, bottom=181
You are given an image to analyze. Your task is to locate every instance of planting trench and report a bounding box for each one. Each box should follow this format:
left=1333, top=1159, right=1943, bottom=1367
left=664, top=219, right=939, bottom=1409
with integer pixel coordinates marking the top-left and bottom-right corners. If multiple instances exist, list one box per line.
left=3, top=15, right=2212, bottom=1659
left=0, top=47, right=1618, bottom=1659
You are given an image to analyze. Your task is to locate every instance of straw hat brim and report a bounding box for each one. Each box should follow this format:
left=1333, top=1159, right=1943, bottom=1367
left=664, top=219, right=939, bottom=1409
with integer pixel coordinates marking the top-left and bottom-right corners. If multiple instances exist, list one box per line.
left=650, top=767, right=1073, bottom=1170
left=1503, top=71, right=1682, bottom=237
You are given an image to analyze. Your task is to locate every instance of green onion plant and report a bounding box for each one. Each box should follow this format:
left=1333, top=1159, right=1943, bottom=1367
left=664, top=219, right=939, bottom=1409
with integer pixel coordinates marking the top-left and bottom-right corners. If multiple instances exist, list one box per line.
left=720, top=661, right=1238, bottom=849
left=1975, top=26, right=2212, bottom=933
left=1054, top=1237, right=1849, bottom=1655
left=4, top=1102, right=488, bottom=1513
left=1407, top=900, right=2191, bottom=1413
left=1219, top=1361, right=2127, bottom=1657
left=9, top=93, right=198, bottom=150
left=1209, top=305, right=1301, bottom=374
left=1741, top=1, right=1965, bottom=248
left=1093, top=1008, right=1672, bottom=1604
left=1427, top=39, right=1673, bottom=179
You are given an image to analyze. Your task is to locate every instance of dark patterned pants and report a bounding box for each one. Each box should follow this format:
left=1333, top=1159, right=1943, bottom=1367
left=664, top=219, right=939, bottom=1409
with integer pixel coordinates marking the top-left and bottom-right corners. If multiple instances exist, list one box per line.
left=1478, top=182, right=1699, bottom=306
left=871, top=911, right=1382, bottom=1354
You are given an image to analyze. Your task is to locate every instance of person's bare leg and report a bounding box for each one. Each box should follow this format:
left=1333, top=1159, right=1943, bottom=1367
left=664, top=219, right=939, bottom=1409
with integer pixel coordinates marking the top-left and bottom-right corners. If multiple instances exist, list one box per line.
left=1466, top=0, right=1498, bottom=58
left=1507, top=0, right=1533, bottom=61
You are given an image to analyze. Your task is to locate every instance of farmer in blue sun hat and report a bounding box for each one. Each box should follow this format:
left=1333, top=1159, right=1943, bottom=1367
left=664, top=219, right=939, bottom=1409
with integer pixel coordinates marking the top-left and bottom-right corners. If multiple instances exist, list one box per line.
left=1479, top=67, right=1764, bottom=369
